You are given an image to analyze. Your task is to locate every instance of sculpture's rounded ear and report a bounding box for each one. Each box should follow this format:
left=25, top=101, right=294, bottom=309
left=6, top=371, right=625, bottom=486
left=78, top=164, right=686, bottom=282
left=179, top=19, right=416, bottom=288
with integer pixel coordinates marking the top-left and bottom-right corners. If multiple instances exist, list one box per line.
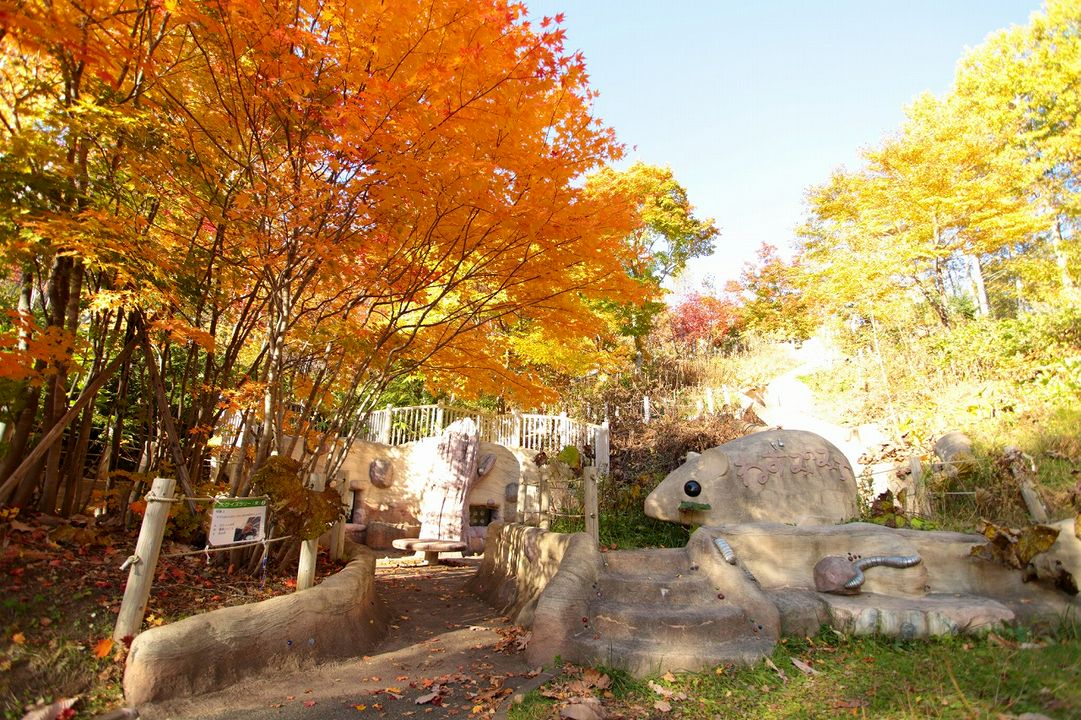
left=477, top=453, right=497, bottom=477
left=701, top=447, right=730, bottom=476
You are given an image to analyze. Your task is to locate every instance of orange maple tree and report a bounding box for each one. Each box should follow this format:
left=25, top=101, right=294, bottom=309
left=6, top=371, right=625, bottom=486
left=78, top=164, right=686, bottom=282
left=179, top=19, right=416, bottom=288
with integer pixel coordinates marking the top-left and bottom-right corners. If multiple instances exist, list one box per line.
left=0, top=0, right=650, bottom=513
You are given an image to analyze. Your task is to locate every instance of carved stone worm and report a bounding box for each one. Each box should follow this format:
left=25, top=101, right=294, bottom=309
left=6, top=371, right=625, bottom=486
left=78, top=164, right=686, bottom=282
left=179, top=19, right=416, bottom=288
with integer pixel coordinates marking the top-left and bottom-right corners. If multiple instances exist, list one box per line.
left=813, top=554, right=922, bottom=595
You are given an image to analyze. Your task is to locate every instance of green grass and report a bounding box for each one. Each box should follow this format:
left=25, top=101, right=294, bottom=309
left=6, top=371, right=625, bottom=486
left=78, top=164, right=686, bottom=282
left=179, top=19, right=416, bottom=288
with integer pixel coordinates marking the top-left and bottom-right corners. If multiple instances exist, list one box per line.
left=509, top=627, right=1081, bottom=720
left=550, top=510, right=691, bottom=549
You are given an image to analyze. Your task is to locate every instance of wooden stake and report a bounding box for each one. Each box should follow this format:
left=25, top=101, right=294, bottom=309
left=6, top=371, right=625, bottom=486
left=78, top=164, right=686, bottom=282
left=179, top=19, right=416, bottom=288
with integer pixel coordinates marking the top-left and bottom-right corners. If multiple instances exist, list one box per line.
left=1002, top=447, right=1049, bottom=523
left=593, top=422, right=610, bottom=477
left=907, top=455, right=931, bottom=518
left=584, top=466, right=599, bottom=546
left=114, top=476, right=176, bottom=640
left=297, top=539, right=317, bottom=591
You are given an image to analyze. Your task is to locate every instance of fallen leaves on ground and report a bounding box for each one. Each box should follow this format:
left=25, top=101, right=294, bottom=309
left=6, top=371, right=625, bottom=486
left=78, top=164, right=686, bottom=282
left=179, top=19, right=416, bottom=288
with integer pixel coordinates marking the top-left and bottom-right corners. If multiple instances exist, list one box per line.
left=414, top=688, right=442, bottom=705
left=92, top=638, right=114, bottom=659
left=970, top=519, right=1059, bottom=569
left=765, top=656, right=789, bottom=684
left=560, top=697, right=606, bottom=720
left=0, top=511, right=346, bottom=717
left=493, top=625, right=531, bottom=653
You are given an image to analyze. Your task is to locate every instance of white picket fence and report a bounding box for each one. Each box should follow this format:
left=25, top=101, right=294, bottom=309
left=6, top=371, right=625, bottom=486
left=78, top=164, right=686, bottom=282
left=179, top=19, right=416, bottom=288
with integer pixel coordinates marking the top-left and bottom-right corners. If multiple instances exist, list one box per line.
left=362, top=404, right=609, bottom=474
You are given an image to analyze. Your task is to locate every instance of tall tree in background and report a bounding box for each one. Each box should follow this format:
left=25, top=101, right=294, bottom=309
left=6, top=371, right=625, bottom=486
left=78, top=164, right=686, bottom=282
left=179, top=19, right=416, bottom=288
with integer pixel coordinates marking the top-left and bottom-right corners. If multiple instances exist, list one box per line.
left=954, top=0, right=1080, bottom=305
left=585, top=162, right=719, bottom=352
left=734, top=243, right=815, bottom=341
left=801, top=92, right=1039, bottom=327
left=666, top=292, right=741, bottom=353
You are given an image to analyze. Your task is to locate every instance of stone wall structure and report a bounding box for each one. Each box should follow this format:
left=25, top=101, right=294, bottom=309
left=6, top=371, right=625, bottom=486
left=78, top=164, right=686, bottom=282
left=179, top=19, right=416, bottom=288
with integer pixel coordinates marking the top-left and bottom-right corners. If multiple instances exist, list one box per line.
left=123, top=543, right=383, bottom=704
left=337, top=437, right=527, bottom=551
left=468, top=521, right=581, bottom=625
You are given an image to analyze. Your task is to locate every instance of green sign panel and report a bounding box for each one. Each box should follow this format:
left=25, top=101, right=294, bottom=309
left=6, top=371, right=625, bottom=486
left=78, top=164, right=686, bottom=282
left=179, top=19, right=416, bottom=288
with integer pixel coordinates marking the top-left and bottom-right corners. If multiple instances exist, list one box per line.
left=208, top=496, right=269, bottom=546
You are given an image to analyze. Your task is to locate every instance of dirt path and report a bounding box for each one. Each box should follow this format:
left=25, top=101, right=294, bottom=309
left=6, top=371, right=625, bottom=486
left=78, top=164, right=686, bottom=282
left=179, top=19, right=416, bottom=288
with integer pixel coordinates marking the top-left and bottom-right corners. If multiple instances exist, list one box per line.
left=140, top=560, right=535, bottom=720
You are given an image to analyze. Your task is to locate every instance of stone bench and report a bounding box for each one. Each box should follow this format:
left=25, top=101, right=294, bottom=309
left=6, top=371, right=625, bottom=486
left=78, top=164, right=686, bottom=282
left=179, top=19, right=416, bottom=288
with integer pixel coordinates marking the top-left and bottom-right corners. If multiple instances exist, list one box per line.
left=391, top=537, right=467, bottom=564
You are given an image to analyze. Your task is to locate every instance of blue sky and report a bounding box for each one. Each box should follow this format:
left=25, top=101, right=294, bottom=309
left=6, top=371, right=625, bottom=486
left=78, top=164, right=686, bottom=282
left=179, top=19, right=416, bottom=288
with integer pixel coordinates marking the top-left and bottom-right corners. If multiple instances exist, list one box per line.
left=524, top=0, right=1042, bottom=294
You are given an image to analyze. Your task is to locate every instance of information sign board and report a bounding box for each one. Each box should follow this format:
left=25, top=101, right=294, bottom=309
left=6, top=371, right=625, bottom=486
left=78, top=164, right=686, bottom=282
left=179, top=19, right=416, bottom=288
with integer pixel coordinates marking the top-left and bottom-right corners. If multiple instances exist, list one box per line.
left=208, top=497, right=268, bottom=546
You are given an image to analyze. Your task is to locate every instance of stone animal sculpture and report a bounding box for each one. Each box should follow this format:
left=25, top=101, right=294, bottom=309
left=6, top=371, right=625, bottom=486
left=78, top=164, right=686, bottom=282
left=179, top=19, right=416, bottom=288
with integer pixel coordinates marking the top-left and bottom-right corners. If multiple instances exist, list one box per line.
left=644, top=429, right=859, bottom=526
left=813, top=554, right=922, bottom=594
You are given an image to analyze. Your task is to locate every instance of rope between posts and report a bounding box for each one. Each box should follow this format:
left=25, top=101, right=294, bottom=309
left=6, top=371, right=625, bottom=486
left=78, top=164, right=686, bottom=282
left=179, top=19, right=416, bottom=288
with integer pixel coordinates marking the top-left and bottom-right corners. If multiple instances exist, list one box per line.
left=158, top=534, right=294, bottom=559
left=860, top=459, right=976, bottom=477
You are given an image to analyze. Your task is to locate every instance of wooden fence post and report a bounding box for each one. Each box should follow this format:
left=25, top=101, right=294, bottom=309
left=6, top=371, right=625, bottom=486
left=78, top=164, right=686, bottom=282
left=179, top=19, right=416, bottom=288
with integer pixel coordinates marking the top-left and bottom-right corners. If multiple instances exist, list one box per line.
left=539, top=466, right=550, bottom=530
left=583, top=467, right=599, bottom=546
left=114, top=476, right=176, bottom=640
left=593, top=422, right=610, bottom=477
left=297, top=539, right=318, bottom=590
left=298, top=471, right=326, bottom=587
left=906, top=455, right=932, bottom=518
left=1002, top=447, right=1050, bottom=523
left=329, top=518, right=345, bottom=562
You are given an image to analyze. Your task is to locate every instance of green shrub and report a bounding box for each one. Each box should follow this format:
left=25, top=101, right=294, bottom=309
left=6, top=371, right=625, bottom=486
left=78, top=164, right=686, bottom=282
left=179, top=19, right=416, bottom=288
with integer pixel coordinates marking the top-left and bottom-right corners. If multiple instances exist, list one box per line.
left=250, top=456, right=340, bottom=540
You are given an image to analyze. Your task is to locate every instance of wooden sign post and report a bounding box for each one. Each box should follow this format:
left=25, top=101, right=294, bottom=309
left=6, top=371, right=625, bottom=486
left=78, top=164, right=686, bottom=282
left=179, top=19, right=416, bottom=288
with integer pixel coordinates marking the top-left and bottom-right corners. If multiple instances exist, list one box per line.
left=114, top=476, right=176, bottom=640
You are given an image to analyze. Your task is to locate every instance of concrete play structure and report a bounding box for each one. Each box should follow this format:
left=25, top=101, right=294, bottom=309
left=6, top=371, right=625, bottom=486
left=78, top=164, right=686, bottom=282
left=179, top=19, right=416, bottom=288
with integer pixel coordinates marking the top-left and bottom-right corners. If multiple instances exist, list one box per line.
left=474, top=520, right=1079, bottom=677
left=475, top=429, right=1081, bottom=676
left=123, top=427, right=1080, bottom=706
left=332, top=418, right=537, bottom=554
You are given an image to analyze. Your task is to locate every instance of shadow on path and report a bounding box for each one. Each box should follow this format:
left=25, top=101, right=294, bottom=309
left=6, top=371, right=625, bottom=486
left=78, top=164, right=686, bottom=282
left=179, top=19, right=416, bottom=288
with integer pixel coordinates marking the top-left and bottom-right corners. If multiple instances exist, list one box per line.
left=141, top=561, right=534, bottom=720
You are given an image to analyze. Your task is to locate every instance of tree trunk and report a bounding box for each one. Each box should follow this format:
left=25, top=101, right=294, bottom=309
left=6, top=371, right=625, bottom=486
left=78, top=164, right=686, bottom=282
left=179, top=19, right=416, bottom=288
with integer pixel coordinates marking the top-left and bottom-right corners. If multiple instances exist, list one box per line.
left=138, top=325, right=198, bottom=515
left=1051, top=218, right=1076, bottom=295
left=0, top=339, right=138, bottom=506
left=967, top=254, right=990, bottom=317
left=0, top=388, right=41, bottom=502
left=61, top=402, right=96, bottom=517
left=37, top=256, right=72, bottom=513
left=38, top=375, right=67, bottom=514
left=108, top=350, right=135, bottom=475
left=0, top=269, right=34, bottom=445
left=0, top=271, right=41, bottom=495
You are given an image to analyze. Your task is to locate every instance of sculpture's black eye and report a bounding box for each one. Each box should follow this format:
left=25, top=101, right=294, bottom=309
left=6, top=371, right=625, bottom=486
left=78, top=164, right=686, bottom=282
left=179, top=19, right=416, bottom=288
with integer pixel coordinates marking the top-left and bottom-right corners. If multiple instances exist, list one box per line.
left=684, top=480, right=702, bottom=497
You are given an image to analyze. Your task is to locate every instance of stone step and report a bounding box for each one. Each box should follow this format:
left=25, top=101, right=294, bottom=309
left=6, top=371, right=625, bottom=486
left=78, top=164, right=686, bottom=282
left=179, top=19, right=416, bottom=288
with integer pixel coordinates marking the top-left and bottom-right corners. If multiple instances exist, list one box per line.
left=595, top=573, right=713, bottom=605
left=824, top=592, right=1016, bottom=638
left=600, top=548, right=692, bottom=577
left=588, top=602, right=762, bottom=645
left=565, top=635, right=775, bottom=677
left=765, top=589, right=1018, bottom=639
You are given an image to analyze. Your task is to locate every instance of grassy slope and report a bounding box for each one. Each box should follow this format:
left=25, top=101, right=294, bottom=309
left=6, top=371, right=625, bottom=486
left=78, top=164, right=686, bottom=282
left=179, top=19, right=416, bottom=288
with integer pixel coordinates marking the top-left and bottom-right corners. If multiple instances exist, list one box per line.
left=511, top=628, right=1081, bottom=720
